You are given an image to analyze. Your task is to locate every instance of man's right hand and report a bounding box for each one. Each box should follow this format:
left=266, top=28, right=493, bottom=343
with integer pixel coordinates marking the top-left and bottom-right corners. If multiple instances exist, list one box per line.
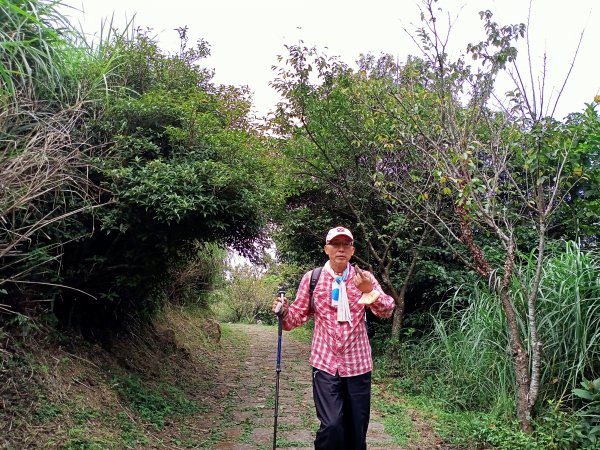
left=272, top=296, right=289, bottom=318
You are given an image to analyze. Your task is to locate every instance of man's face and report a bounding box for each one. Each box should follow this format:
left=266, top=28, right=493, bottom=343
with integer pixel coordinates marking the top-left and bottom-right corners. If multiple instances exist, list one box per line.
left=324, top=236, right=355, bottom=267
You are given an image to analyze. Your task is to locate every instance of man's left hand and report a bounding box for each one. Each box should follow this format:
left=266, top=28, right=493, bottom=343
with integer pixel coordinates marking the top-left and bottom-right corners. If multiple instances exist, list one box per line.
left=353, top=265, right=373, bottom=293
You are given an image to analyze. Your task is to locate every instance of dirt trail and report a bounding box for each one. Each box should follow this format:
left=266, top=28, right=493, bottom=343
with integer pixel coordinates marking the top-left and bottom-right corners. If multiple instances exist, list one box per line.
left=210, top=323, right=404, bottom=450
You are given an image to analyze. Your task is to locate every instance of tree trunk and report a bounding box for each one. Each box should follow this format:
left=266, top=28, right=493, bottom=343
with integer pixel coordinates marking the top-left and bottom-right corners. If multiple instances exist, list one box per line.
left=380, top=268, right=401, bottom=337
left=498, top=242, right=533, bottom=433
left=499, top=287, right=533, bottom=432
left=390, top=250, right=418, bottom=338
left=391, top=292, right=404, bottom=339
left=527, top=215, right=547, bottom=418
left=390, top=231, right=425, bottom=339
left=458, top=206, right=534, bottom=432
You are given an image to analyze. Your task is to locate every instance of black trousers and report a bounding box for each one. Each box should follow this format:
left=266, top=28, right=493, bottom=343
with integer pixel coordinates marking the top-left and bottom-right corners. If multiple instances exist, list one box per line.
left=312, top=368, right=371, bottom=450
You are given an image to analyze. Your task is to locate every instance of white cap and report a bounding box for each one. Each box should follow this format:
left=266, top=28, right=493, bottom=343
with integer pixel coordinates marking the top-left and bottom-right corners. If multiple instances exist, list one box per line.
left=325, top=227, right=354, bottom=244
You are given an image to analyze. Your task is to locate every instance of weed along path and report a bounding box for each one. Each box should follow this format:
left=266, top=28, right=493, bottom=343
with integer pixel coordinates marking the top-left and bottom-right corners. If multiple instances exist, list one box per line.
left=211, top=323, right=404, bottom=449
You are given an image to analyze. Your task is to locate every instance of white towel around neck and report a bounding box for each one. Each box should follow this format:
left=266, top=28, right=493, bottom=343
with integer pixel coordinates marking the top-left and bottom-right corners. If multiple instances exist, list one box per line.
left=324, top=261, right=352, bottom=322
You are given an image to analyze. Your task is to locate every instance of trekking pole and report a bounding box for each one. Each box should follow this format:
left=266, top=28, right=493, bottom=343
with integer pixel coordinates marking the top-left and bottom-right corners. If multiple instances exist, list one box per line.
left=273, top=287, right=285, bottom=450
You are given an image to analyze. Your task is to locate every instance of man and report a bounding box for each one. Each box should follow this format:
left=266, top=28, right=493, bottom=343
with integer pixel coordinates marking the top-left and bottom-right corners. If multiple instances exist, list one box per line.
left=272, top=226, right=395, bottom=450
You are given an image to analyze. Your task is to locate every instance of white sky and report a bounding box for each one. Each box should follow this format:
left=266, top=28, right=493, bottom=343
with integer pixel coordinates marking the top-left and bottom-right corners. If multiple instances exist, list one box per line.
left=62, top=0, right=599, bottom=120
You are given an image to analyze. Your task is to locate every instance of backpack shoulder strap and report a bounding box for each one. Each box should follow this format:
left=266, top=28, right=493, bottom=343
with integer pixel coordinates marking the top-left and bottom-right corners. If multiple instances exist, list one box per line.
left=309, top=267, right=323, bottom=313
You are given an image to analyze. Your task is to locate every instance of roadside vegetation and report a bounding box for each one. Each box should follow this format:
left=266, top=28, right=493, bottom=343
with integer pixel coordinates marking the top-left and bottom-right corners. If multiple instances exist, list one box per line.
left=372, top=241, right=600, bottom=449
left=1, top=0, right=598, bottom=448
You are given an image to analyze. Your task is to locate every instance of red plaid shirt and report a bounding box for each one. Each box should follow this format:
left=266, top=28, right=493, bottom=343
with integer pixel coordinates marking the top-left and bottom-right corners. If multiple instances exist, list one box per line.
left=282, top=265, right=395, bottom=377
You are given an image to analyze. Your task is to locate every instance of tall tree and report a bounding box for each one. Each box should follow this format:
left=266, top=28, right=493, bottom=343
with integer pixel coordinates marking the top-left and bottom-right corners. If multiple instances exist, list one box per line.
left=270, top=46, right=461, bottom=337
left=375, top=0, right=599, bottom=431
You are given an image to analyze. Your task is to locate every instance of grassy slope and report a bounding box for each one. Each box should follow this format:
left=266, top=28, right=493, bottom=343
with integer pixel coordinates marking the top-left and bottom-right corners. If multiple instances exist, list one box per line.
left=1, top=306, right=222, bottom=449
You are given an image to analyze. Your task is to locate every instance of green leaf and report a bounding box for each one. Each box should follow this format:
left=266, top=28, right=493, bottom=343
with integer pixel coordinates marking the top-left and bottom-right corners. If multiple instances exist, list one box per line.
left=573, top=388, right=594, bottom=401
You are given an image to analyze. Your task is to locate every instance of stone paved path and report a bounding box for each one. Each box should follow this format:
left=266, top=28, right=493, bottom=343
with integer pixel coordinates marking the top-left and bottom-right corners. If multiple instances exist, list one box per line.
left=211, top=323, right=403, bottom=449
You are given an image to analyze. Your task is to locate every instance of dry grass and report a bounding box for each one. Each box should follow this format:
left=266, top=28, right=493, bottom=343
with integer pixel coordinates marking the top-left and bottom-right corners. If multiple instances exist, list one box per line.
left=0, top=97, right=104, bottom=264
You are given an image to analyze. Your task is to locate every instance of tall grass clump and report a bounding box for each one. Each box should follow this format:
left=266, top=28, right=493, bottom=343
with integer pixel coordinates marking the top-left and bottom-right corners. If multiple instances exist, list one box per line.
left=525, top=242, right=600, bottom=402
left=0, top=0, right=74, bottom=101
left=160, top=241, right=226, bottom=309
left=393, top=241, right=599, bottom=418
left=392, top=285, right=515, bottom=414
left=0, top=0, right=117, bottom=318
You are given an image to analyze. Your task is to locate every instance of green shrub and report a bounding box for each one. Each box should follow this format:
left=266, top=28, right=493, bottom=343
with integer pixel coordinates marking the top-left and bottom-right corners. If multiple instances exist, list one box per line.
left=49, top=27, right=278, bottom=328
left=570, top=378, right=600, bottom=448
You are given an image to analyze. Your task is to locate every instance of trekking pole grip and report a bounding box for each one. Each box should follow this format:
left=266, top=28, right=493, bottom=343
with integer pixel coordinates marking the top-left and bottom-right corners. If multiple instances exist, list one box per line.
left=275, top=287, right=286, bottom=317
